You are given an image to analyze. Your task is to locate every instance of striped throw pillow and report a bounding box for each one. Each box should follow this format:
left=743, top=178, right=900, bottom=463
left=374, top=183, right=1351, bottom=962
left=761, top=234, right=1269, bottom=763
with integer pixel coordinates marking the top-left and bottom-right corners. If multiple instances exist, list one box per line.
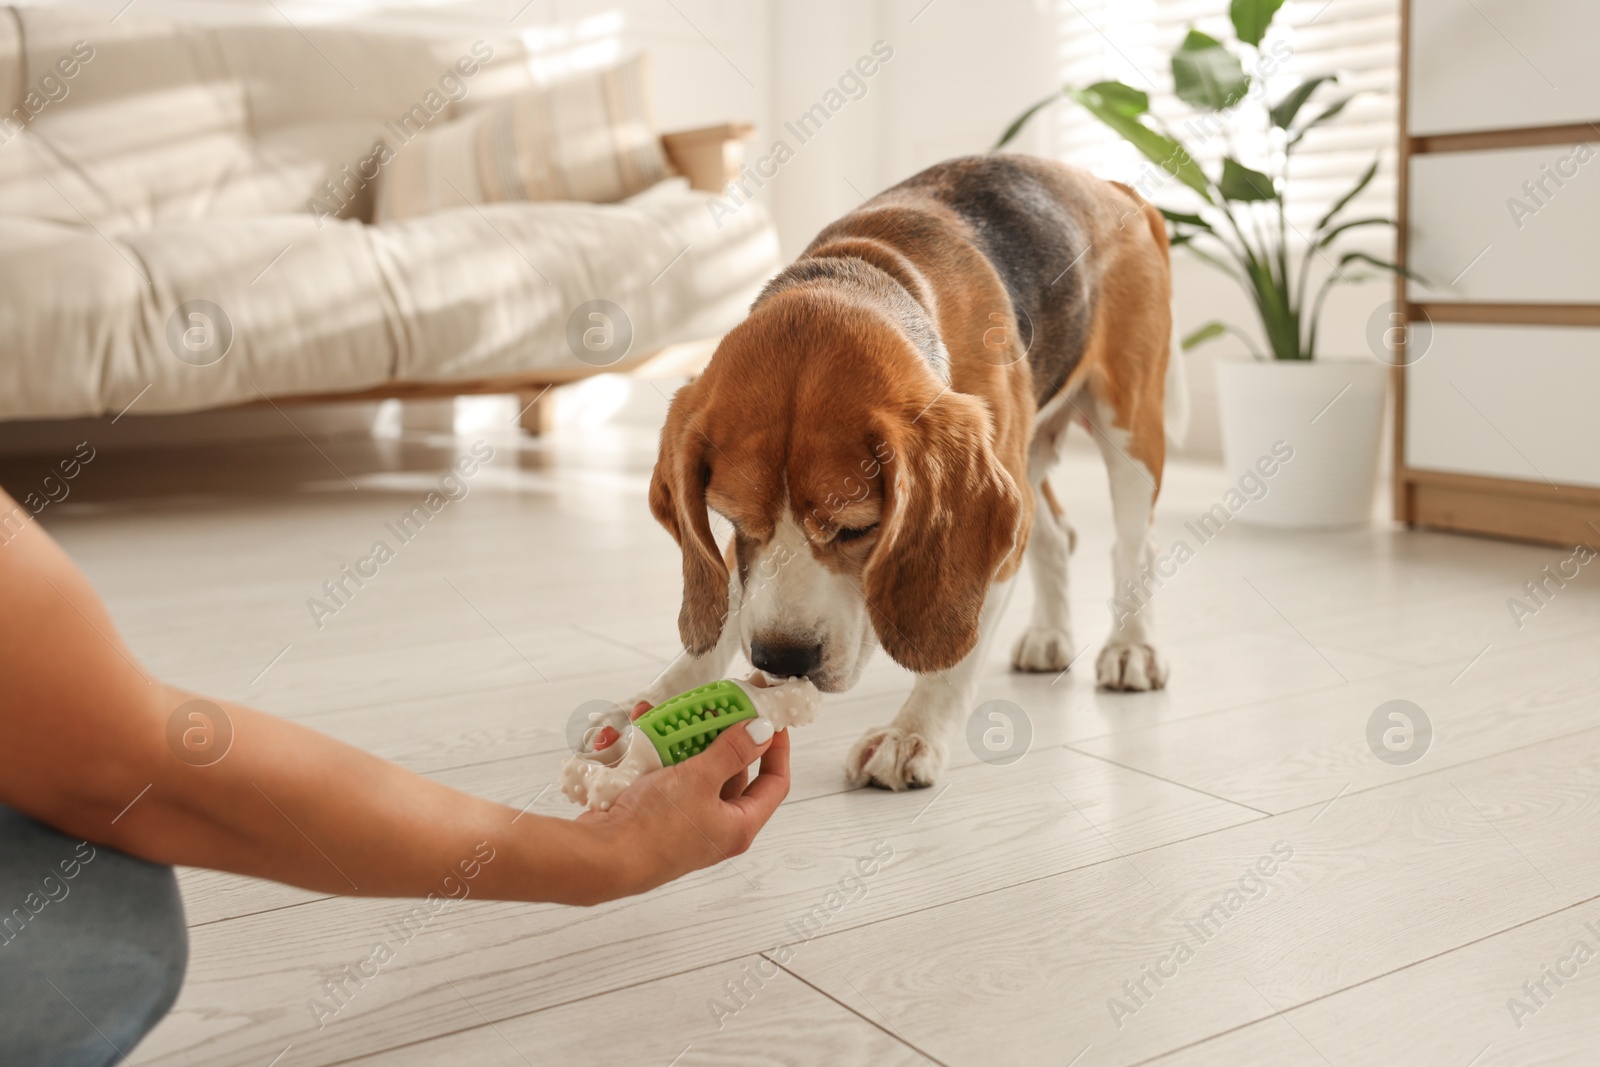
left=374, top=54, right=668, bottom=222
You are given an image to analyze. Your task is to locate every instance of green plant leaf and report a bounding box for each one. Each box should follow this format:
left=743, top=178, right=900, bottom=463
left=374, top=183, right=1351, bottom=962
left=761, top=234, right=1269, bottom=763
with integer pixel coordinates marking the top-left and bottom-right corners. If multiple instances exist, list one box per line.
left=1219, top=157, right=1276, bottom=201
left=993, top=92, right=1061, bottom=150
left=1230, top=0, right=1286, bottom=46
left=1314, top=157, right=1379, bottom=231
left=1252, top=271, right=1301, bottom=358
left=1289, top=93, right=1358, bottom=145
left=1314, top=216, right=1394, bottom=250
left=1065, top=85, right=1214, bottom=202
left=1181, top=322, right=1228, bottom=349
left=1338, top=251, right=1428, bottom=285
left=1180, top=319, right=1264, bottom=359
left=1295, top=216, right=1394, bottom=337
left=1171, top=30, right=1250, bottom=111
left=1085, top=80, right=1150, bottom=117
left=1270, top=74, right=1336, bottom=130
left=1179, top=239, right=1245, bottom=282
left=1162, top=207, right=1217, bottom=242
left=1304, top=253, right=1425, bottom=358
left=1160, top=208, right=1211, bottom=228
left=993, top=80, right=1151, bottom=151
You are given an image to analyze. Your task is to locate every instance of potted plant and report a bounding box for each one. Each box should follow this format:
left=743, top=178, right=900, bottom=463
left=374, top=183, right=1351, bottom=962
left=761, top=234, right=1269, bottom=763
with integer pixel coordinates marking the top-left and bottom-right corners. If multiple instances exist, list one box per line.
left=995, top=0, right=1419, bottom=527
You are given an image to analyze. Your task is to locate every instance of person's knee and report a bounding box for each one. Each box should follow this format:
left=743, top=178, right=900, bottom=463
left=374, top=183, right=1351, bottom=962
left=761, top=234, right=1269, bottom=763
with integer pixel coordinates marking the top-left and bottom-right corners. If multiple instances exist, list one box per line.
left=143, top=865, right=190, bottom=1023
left=0, top=810, right=189, bottom=1066
left=90, top=849, right=190, bottom=1056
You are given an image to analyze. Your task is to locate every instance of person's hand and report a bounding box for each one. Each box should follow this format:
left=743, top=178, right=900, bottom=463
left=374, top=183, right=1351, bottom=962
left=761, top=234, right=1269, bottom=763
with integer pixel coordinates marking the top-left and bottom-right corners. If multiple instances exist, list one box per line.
left=575, top=710, right=791, bottom=900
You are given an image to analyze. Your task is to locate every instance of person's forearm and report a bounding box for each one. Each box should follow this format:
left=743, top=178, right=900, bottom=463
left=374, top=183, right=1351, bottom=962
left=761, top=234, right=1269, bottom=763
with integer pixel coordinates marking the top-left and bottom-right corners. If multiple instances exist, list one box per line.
left=0, top=498, right=634, bottom=906
left=116, top=689, right=637, bottom=905
left=22, top=681, right=634, bottom=905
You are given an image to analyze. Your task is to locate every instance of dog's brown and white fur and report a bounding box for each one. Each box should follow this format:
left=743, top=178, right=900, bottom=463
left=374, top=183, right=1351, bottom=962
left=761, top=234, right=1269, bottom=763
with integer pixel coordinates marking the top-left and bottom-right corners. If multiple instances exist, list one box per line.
left=641, top=155, right=1179, bottom=790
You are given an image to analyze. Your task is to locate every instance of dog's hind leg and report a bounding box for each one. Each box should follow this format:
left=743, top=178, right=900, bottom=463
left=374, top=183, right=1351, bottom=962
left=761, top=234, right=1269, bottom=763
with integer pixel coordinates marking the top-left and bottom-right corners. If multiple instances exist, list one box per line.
left=1080, top=394, right=1169, bottom=691
left=1011, top=475, right=1078, bottom=672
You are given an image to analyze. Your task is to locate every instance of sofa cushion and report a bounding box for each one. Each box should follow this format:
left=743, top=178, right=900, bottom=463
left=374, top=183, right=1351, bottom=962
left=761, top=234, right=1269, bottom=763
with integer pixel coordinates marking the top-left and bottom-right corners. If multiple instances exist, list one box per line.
left=0, top=214, right=398, bottom=420
left=0, top=10, right=271, bottom=234
left=0, top=180, right=781, bottom=422
left=1, top=9, right=545, bottom=231
left=373, top=54, right=668, bottom=222
left=372, top=177, right=778, bottom=383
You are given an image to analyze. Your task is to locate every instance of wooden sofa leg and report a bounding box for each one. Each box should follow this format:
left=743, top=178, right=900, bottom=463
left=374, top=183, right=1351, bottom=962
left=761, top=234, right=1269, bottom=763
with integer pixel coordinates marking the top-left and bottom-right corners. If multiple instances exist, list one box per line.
left=517, top=387, right=556, bottom=435
left=660, top=122, right=754, bottom=192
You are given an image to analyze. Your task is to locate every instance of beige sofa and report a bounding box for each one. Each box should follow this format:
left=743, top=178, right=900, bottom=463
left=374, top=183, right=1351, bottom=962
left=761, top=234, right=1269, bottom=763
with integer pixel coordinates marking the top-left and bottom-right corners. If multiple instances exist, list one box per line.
left=0, top=7, right=779, bottom=431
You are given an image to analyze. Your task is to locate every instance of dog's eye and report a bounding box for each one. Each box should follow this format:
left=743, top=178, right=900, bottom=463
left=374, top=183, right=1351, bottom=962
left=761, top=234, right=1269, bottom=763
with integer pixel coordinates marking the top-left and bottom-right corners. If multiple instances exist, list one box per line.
left=834, top=524, right=879, bottom=544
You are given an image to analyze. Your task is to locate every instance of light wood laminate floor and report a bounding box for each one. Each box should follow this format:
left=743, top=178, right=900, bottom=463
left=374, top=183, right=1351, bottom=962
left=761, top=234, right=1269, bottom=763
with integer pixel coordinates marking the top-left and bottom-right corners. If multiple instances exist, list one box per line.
left=9, top=423, right=1598, bottom=1067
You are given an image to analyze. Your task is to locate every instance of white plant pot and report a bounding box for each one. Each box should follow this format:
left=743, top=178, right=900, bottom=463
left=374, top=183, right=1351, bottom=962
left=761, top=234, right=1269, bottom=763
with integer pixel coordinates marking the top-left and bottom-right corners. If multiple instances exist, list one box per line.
left=1214, top=359, right=1388, bottom=528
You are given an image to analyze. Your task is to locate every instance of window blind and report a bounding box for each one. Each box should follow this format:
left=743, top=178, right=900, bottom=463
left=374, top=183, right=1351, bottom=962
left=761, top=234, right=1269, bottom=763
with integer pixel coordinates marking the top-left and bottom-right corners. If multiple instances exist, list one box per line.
left=1049, top=0, right=1398, bottom=240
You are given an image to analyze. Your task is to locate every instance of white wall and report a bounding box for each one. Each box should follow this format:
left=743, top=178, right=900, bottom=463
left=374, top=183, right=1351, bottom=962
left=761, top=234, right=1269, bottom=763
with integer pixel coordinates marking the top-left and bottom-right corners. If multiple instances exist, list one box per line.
left=761, top=2, right=886, bottom=251
left=736, top=0, right=1063, bottom=257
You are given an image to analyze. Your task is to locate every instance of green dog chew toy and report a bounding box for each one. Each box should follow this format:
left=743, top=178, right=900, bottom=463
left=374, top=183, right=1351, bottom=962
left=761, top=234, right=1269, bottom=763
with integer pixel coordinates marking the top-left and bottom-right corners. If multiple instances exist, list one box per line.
left=560, top=673, right=822, bottom=811
left=635, top=680, right=760, bottom=765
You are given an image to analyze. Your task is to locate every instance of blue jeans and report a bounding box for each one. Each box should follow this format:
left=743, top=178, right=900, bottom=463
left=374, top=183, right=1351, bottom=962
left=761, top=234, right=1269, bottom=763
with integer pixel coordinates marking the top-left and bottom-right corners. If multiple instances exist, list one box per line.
left=0, top=805, right=188, bottom=1067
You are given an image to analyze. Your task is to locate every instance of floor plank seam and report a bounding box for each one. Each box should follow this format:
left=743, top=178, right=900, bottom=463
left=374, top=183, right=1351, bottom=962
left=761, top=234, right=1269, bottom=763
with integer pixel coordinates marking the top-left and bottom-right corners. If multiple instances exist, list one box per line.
left=1122, top=886, right=1600, bottom=1067
left=567, top=622, right=670, bottom=663
left=1267, top=702, right=1600, bottom=820
left=184, top=893, right=337, bottom=930
left=310, top=954, right=771, bottom=1067
left=1054, top=660, right=1422, bottom=748
left=1057, top=745, right=1276, bottom=816
left=766, top=954, right=956, bottom=1067
left=769, top=811, right=1280, bottom=952
left=413, top=749, right=572, bottom=780
left=1058, top=620, right=1600, bottom=750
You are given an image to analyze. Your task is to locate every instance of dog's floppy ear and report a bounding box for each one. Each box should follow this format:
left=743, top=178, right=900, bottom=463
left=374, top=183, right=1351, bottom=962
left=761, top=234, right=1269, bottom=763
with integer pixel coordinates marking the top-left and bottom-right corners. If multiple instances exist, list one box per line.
left=649, top=384, right=730, bottom=655
left=863, top=393, right=1022, bottom=673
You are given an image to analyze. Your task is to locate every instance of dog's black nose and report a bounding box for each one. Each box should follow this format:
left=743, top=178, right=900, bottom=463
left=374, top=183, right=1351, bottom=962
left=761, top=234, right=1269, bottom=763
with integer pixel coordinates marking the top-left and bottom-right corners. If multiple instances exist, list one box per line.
left=750, top=638, right=822, bottom=679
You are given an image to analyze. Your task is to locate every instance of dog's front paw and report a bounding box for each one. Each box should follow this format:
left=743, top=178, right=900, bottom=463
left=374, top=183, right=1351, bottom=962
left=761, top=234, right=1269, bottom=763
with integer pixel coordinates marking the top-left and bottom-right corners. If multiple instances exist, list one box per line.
left=1011, top=626, right=1077, bottom=673
left=1096, top=642, right=1169, bottom=691
left=845, top=727, right=947, bottom=791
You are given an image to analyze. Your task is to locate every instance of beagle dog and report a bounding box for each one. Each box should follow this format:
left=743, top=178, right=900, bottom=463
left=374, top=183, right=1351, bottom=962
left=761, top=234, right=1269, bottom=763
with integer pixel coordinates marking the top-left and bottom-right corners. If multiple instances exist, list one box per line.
left=643, top=154, right=1177, bottom=790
